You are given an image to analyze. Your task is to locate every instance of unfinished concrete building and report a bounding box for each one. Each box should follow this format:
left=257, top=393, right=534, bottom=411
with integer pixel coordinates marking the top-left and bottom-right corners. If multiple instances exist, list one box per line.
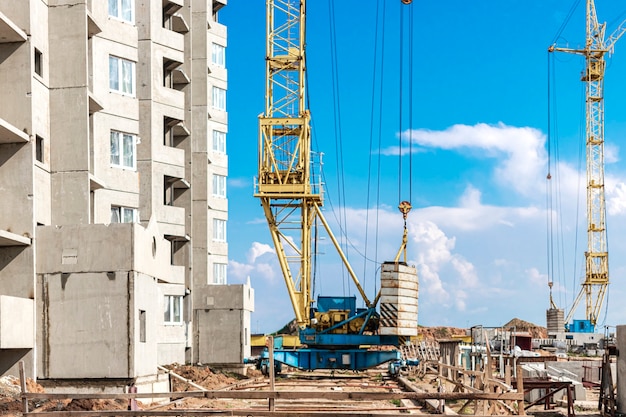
left=0, top=0, right=253, bottom=386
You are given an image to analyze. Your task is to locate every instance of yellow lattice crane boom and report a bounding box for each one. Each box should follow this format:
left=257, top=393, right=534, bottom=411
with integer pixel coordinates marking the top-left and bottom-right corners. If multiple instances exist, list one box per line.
left=255, top=0, right=373, bottom=330
left=549, top=0, right=626, bottom=327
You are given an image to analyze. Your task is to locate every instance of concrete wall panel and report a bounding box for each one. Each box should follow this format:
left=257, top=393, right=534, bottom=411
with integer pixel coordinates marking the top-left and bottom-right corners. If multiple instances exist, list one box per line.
left=0, top=42, right=31, bottom=133
left=0, top=246, right=34, bottom=298
left=618, top=325, right=626, bottom=414
left=0, top=0, right=30, bottom=31
left=196, top=284, right=253, bottom=311
left=39, top=271, right=130, bottom=378
left=50, top=171, right=90, bottom=225
left=0, top=295, right=34, bottom=348
left=197, top=309, right=242, bottom=364
left=0, top=142, right=34, bottom=233
left=48, top=3, right=87, bottom=89
left=49, top=88, right=89, bottom=172
left=35, top=165, right=52, bottom=225
left=36, top=224, right=133, bottom=273
left=132, top=272, right=160, bottom=377
left=132, top=220, right=179, bottom=281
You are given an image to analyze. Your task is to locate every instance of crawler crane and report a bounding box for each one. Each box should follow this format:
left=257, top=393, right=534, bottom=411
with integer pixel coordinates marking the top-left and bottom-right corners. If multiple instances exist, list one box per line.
left=549, top=0, right=626, bottom=331
left=254, top=0, right=418, bottom=373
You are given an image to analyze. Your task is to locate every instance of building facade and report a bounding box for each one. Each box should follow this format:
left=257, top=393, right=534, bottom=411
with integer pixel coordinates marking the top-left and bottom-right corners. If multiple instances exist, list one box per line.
left=0, top=0, right=252, bottom=382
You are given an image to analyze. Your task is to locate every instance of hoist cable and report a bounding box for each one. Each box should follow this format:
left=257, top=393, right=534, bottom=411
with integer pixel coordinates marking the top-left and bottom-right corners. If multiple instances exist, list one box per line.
left=398, top=2, right=404, bottom=204
left=364, top=0, right=386, bottom=297
left=552, top=56, right=566, bottom=310
left=546, top=52, right=554, bottom=305
left=326, top=0, right=351, bottom=295
left=551, top=0, right=582, bottom=45
left=408, top=3, right=414, bottom=203
left=398, top=1, right=414, bottom=205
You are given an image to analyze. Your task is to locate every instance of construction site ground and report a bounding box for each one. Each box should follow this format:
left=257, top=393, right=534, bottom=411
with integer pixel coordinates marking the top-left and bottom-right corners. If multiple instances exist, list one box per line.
left=0, top=363, right=603, bottom=417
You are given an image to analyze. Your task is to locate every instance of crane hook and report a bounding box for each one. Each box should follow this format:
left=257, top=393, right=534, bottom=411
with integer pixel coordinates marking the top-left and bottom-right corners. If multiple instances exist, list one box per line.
left=394, top=201, right=412, bottom=264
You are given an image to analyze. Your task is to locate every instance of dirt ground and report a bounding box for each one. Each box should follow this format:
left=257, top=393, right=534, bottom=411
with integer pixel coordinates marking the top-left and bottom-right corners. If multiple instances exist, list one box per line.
left=0, top=365, right=264, bottom=416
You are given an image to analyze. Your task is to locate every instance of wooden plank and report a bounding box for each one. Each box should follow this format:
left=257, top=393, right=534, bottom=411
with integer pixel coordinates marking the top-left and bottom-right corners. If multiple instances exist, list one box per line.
left=25, top=411, right=511, bottom=417
left=19, top=361, right=28, bottom=414
left=23, top=390, right=523, bottom=401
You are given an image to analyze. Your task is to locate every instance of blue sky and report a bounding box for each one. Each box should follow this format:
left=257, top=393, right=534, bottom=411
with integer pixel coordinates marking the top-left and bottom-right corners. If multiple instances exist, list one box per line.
left=221, top=1, right=626, bottom=334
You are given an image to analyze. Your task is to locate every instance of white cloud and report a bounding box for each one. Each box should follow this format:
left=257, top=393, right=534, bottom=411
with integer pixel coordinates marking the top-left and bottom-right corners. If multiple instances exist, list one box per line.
left=400, top=123, right=547, bottom=197
left=418, top=185, right=542, bottom=232
left=247, top=241, right=274, bottom=263
left=526, top=267, right=547, bottom=287
left=606, top=181, right=626, bottom=215
left=229, top=242, right=278, bottom=284
left=228, top=259, right=254, bottom=281
left=605, top=143, right=620, bottom=164
left=228, top=177, right=251, bottom=188
left=411, top=220, right=473, bottom=305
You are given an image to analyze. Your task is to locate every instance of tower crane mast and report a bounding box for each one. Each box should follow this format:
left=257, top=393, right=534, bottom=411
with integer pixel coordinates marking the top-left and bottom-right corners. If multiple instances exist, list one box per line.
left=549, top=0, right=626, bottom=328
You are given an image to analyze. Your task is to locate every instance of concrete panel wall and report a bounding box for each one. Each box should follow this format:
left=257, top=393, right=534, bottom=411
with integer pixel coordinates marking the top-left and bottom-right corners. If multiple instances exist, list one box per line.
left=38, top=271, right=131, bottom=378
left=51, top=171, right=91, bottom=225
left=35, top=165, right=52, bottom=225
left=617, top=325, right=626, bottom=414
left=36, top=222, right=176, bottom=284
left=195, top=283, right=254, bottom=365
left=132, top=272, right=160, bottom=377
left=0, top=244, right=34, bottom=300
left=0, top=295, right=34, bottom=348
left=0, top=142, right=34, bottom=234
left=132, top=220, right=181, bottom=283
left=197, top=309, right=243, bottom=364
left=36, top=224, right=133, bottom=273
left=0, top=42, right=30, bottom=131
left=196, top=284, right=254, bottom=311
left=37, top=269, right=161, bottom=379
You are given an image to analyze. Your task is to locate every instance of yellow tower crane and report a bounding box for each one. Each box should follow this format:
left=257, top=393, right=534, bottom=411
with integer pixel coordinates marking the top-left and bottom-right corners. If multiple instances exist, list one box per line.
left=256, top=0, right=374, bottom=331
left=549, top=0, right=626, bottom=329
left=253, top=0, right=418, bottom=374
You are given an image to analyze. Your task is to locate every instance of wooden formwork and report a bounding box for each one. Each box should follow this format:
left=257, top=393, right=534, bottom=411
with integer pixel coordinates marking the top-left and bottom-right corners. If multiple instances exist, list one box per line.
left=400, top=341, right=526, bottom=416
left=18, top=358, right=526, bottom=417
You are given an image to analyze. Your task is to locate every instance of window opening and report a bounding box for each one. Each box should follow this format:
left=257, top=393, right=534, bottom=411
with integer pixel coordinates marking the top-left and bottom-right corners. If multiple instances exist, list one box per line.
left=164, top=295, right=183, bottom=324
left=111, top=206, right=137, bottom=223
left=109, top=56, right=136, bottom=96
left=211, top=43, right=225, bottom=67
left=212, top=130, right=226, bottom=153
left=213, top=262, right=227, bottom=284
left=34, top=48, right=43, bottom=77
left=212, top=86, right=226, bottom=110
left=139, top=310, right=146, bottom=342
left=109, top=0, right=134, bottom=23
left=110, top=130, right=136, bottom=169
left=213, top=218, right=226, bottom=242
left=212, top=174, right=227, bottom=198
left=35, top=135, right=44, bottom=163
